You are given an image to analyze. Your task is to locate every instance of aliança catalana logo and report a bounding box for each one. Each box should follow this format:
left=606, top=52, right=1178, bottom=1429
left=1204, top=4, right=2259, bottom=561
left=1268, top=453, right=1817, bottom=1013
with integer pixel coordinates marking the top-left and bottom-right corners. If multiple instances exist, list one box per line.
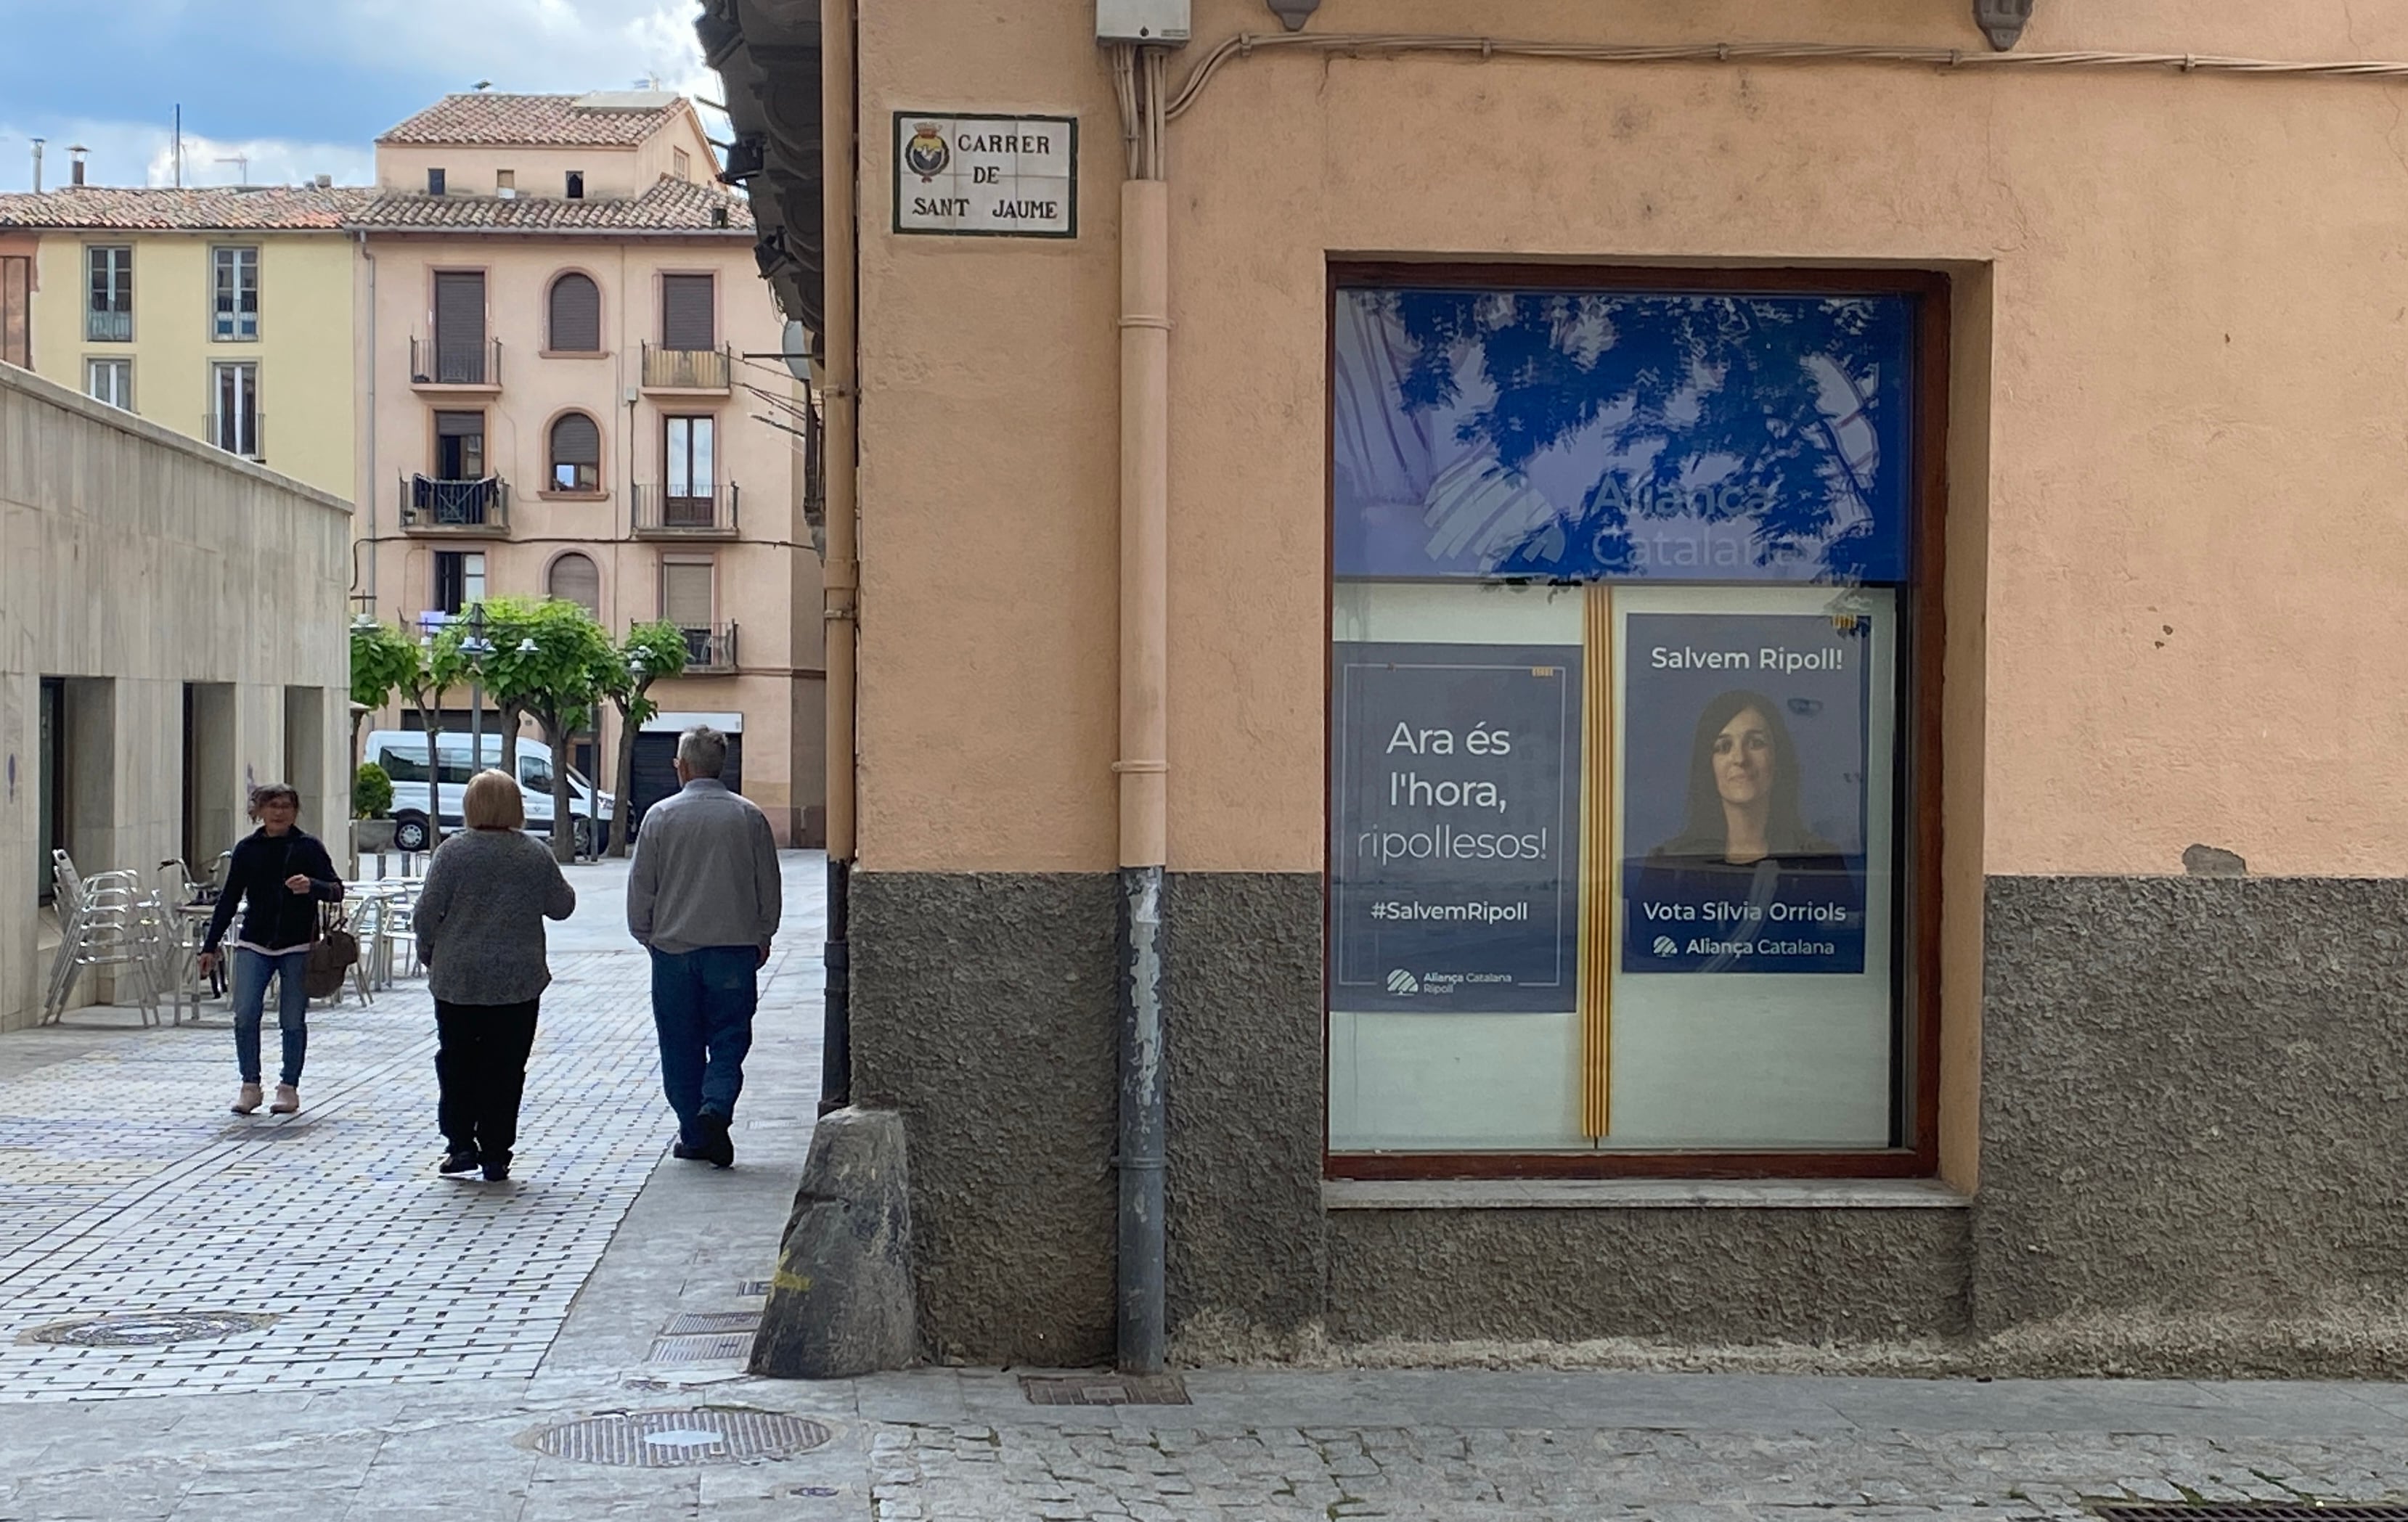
left=1652, top=936, right=1681, bottom=957
left=1386, top=968, right=1419, bottom=996
left=905, top=122, right=950, bottom=181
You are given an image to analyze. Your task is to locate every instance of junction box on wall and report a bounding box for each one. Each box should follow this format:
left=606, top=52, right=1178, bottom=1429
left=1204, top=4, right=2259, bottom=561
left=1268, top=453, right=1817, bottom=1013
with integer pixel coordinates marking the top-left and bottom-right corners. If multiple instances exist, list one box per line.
left=1096, top=0, right=1190, bottom=44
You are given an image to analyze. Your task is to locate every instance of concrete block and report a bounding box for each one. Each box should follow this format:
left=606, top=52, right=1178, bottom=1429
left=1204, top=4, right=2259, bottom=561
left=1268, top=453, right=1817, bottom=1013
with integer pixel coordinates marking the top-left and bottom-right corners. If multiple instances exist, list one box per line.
left=751, top=1106, right=917, bottom=1378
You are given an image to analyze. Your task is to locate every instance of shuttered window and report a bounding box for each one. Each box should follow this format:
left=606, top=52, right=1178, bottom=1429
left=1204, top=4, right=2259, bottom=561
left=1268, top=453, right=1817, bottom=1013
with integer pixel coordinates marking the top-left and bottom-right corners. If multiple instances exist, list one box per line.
left=433, top=271, right=486, bottom=383
left=548, top=553, right=600, bottom=615
left=548, top=273, right=601, bottom=353
left=661, top=560, right=714, bottom=626
left=660, top=274, right=714, bottom=351
left=3, top=255, right=32, bottom=367
left=550, top=412, right=602, bottom=492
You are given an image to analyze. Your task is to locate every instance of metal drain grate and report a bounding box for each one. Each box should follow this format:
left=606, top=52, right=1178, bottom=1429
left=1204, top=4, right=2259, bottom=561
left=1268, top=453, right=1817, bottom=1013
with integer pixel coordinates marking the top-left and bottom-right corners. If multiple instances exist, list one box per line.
left=737, top=1280, right=771, bottom=1296
left=2100, top=1509, right=2408, bottom=1520
left=648, top=1333, right=756, bottom=1364
left=20, top=1311, right=277, bottom=1347
left=528, top=1409, right=832, bottom=1468
left=1021, top=1372, right=1191, bottom=1406
left=665, top=1311, right=762, bottom=1336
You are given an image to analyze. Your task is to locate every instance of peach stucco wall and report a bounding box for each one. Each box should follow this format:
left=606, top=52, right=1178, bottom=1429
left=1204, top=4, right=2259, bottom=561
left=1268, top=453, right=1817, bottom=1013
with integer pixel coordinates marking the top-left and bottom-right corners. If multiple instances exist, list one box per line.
left=854, top=0, right=2408, bottom=881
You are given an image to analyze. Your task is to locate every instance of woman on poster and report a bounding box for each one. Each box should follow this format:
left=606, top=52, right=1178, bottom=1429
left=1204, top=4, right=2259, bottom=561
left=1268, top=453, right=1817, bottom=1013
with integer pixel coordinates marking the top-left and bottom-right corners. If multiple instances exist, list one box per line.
left=1632, top=690, right=1862, bottom=975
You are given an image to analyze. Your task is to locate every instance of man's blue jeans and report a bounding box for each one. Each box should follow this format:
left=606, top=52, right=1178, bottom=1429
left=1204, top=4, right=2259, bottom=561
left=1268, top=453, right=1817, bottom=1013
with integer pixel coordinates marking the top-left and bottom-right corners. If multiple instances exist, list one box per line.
left=231, top=947, right=311, bottom=1087
left=649, top=946, right=759, bottom=1145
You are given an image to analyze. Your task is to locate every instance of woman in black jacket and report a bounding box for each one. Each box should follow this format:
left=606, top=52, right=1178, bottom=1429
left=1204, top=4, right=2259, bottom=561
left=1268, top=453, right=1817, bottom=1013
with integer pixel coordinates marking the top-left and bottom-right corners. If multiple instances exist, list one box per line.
left=199, top=783, right=345, bottom=1116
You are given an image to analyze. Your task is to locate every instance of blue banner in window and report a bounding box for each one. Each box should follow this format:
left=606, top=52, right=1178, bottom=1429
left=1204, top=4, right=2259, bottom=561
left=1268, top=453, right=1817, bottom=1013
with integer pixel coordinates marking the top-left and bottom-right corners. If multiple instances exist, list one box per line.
left=1621, top=612, right=1871, bottom=975
left=1330, top=642, right=1583, bottom=1013
left=1333, top=287, right=1915, bottom=585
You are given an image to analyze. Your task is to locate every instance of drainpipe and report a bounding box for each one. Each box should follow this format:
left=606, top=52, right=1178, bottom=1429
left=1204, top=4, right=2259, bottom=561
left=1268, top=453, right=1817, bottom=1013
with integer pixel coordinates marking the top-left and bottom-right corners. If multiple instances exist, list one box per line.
left=1114, top=43, right=1172, bottom=1377
left=819, top=0, right=861, bottom=1116
left=355, top=231, right=377, bottom=629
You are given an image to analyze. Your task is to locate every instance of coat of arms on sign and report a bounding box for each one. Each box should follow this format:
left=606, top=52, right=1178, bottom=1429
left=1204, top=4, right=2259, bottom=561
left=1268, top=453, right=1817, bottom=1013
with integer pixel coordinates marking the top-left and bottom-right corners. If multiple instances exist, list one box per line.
left=905, top=123, right=950, bottom=180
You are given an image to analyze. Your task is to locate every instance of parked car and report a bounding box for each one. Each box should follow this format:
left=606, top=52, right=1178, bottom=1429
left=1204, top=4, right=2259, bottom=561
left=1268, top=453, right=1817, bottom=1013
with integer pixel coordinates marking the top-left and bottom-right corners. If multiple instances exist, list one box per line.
left=362, top=729, right=616, bottom=855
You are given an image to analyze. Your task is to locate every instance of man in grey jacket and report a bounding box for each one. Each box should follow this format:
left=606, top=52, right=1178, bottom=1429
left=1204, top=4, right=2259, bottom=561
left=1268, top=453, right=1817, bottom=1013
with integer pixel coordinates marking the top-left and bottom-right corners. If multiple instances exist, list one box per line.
left=627, top=726, right=782, bottom=1169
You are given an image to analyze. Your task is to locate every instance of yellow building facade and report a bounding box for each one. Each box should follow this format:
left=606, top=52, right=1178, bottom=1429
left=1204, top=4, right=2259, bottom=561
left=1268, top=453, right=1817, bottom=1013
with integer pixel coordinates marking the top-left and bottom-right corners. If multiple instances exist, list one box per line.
left=0, top=186, right=363, bottom=502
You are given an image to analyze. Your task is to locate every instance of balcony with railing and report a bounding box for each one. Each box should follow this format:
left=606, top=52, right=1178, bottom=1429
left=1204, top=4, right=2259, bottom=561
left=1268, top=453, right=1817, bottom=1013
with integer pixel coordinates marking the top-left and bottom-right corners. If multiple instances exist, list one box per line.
left=399, top=473, right=511, bottom=535
left=640, top=343, right=732, bottom=393
left=409, top=336, right=503, bottom=390
left=86, top=308, right=131, bottom=343
left=678, top=623, right=739, bottom=673
left=632, top=481, right=740, bottom=539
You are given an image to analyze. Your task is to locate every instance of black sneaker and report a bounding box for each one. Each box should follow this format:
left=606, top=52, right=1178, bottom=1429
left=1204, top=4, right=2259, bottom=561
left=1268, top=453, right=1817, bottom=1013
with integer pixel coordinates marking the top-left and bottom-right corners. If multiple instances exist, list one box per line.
left=436, top=1151, right=481, bottom=1179
left=481, top=1163, right=510, bottom=1183
left=698, top=1113, right=735, bottom=1170
left=672, top=1139, right=708, bottom=1161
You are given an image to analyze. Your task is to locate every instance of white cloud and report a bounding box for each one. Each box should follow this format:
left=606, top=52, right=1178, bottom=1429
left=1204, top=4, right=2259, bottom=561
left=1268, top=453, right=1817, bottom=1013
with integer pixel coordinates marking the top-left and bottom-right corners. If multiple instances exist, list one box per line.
left=0, top=118, right=374, bottom=192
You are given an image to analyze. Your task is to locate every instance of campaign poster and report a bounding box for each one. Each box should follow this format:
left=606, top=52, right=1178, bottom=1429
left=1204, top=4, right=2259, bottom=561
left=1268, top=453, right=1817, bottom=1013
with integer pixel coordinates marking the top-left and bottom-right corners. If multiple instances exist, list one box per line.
left=1330, top=643, right=1583, bottom=1013
left=1620, top=613, right=1872, bottom=975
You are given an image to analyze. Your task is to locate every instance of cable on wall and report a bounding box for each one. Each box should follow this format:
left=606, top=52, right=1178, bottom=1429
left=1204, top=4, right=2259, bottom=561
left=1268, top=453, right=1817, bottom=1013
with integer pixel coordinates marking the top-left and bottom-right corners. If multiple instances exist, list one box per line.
left=1166, top=32, right=2408, bottom=121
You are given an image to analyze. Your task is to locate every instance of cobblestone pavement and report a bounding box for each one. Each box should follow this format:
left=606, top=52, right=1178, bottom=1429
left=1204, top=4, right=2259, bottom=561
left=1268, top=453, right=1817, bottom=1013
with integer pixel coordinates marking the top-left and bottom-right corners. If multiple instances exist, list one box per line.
left=10, top=853, right=2408, bottom=1518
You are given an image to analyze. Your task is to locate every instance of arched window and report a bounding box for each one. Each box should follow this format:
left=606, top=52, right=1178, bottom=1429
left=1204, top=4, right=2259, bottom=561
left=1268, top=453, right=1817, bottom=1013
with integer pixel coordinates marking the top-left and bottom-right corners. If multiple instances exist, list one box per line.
left=547, top=272, right=601, bottom=353
left=550, top=412, right=601, bottom=492
left=547, top=552, right=600, bottom=615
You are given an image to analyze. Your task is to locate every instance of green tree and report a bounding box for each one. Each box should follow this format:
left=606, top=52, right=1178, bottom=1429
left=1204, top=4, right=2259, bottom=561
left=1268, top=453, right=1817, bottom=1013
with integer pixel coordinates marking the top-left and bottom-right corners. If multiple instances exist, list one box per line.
left=401, top=626, right=464, bottom=849
left=433, top=597, right=538, bottom=774
left=348, top=617, right=420, bottom=755
left=505, top=599, right=619, bottom=862
left=603, top=621, right=690, bottom=858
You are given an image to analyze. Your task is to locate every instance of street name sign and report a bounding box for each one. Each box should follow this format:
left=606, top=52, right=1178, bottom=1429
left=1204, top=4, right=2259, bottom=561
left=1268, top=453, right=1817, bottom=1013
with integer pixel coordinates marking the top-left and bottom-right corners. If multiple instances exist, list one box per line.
left=892, top=112, right=1078, bottom=239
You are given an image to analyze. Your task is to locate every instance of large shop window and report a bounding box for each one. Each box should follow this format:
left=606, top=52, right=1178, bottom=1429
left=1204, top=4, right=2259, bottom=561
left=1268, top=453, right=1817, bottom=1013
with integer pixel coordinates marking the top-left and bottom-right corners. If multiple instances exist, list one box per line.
left=1326, top=268, right=1945, bottom=1177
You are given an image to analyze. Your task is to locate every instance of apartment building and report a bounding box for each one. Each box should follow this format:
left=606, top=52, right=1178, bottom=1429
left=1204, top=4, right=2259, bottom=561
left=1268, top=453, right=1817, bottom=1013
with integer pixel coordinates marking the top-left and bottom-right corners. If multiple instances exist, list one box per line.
left=0, top=179, right=363, bottom=500
left=352, top=92, right=825, bottom=846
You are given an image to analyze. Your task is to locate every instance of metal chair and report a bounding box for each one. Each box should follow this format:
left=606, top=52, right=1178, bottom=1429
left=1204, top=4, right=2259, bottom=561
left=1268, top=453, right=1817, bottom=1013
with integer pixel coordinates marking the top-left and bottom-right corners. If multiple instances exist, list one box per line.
left=44, top=868, right=166, bottom=1026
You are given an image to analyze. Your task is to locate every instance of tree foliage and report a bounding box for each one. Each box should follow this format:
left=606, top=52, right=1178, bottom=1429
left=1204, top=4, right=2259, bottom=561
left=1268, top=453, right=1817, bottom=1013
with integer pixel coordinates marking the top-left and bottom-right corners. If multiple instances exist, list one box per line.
left=603, top=621, right=690, bottom=858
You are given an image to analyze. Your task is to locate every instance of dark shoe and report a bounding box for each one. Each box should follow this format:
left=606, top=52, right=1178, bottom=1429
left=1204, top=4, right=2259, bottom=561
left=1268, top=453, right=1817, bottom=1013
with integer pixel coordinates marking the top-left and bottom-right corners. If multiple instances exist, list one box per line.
left=699, top=1113, right=735, bottom=1170
left=672, top=1139, right=709, bottom=1161
left=436, top=1150, right=481, bottom=1179
left=481, top=1163, right=510, bottom=1182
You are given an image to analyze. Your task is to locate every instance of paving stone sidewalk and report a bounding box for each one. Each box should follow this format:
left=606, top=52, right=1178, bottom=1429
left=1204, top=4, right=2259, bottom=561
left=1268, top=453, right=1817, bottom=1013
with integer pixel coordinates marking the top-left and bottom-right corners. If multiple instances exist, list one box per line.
left=8, top=852, right=2408, bottom=1518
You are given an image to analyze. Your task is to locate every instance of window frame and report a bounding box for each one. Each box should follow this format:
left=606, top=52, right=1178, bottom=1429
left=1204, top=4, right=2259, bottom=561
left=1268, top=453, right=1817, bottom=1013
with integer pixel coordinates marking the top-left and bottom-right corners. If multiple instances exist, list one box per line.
left=546, top=409, right=605, bottom=494
left=211, top=245, right=260, bottom=342
left=657, top=270, right=717, bottom=352
left=544, top=550, right=603, bottom=616
left=209, top=359, right=260, bottom=459
left=85, top=356, right=132, bottom=411
left=1320, top=261, right=1951, bottom=1183
left=433, top=549, right=488, bottom=615
left=544, top=269, right=605, bottom=356
left=85, top=245, right=132, bottom=343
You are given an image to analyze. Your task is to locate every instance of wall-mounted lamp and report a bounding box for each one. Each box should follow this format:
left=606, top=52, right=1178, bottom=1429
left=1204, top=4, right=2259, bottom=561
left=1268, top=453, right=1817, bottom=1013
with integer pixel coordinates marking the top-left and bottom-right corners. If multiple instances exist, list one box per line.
left=1265, top=0, right=1318, bottom=32
left=1974, top=0, right=2033, bottom=50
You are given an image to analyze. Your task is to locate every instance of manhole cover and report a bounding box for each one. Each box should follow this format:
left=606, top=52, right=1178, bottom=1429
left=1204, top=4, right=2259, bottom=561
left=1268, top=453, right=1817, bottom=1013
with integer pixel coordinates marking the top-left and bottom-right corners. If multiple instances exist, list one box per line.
left=2100, top=1510, right=2408, bottom=1521
left=1021, top=1372, right=1190, bottom=1407
left=648, top=1333, right=756, bottom=1364
left=666, top=1311, right=761, bottom=1336
left=19, top=1311, right=277, bottom=1347
left=529, top=1409, right=832, bottom=1468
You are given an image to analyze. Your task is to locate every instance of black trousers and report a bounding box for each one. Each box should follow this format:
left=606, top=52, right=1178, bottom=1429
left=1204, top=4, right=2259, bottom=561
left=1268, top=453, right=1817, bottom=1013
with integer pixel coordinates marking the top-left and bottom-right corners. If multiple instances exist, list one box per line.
left=433, top=999, right=540, bottom=1166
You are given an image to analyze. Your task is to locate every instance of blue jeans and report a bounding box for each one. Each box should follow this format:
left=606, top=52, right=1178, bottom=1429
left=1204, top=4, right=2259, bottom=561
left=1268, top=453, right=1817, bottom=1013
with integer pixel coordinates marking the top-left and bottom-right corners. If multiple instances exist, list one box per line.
left=231, top=947, right=311, bottom=1087
left=649, top=946, right=759, bottom=1144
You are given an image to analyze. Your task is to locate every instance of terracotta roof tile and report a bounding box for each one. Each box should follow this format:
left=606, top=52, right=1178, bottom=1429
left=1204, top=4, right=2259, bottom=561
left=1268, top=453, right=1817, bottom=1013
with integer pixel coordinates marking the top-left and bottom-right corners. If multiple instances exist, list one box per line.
left=345, top=176, right=751, bottom=234
left=0, top=184, right=372, bottom=232
left=378, top=92, right=687, bottom=147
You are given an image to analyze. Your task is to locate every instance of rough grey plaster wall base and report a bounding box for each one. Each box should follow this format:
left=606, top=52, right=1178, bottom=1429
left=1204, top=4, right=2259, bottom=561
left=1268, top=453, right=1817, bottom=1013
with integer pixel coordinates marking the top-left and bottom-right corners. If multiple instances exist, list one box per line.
left=851, top=872, right=1118, bottom=1365
left=1165, top=872, right=1326, bottom=1340
left=1329, top=1208, right=1970, bottom=1343
left=1977, top=875, right=2408, bottom=1334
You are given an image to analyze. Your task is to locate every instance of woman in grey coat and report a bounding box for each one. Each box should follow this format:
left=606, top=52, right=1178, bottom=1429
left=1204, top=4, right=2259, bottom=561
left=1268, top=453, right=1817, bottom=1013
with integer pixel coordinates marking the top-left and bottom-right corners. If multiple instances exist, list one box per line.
left=412, top=769, right=576, bottom=1182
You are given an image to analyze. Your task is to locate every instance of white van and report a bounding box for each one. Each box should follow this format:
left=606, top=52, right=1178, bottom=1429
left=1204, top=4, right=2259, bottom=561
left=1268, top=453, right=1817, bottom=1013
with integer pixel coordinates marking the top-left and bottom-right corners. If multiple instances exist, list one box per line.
left=363, top=729, right=616, bottom=855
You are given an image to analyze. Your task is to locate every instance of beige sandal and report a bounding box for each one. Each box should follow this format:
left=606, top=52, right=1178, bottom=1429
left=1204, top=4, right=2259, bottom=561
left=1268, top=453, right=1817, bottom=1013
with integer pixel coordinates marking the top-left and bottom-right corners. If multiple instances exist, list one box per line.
left=232, top=1084, right=263, bottom=1116
left=269, top=1084, right=301, bottom=1116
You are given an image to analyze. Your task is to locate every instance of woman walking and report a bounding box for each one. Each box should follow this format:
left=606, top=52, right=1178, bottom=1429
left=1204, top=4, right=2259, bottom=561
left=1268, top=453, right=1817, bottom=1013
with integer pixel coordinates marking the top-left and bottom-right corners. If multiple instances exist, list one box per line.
left=198, top=783, right=345, bottom=1117
left=412, top=769, right=576, bottom=1182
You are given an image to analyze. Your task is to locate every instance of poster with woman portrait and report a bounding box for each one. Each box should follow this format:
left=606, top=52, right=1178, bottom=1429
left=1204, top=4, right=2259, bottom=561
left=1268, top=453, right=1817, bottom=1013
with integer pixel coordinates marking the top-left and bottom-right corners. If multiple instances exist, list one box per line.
left=1621, top=611, right=1871, bottom=975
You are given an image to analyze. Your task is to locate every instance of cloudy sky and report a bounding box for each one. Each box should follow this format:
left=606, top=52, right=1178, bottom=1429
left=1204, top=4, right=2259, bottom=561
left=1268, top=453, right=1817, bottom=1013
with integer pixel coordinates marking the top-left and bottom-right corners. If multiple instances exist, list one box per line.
left=0, top=0, right=722, bottom=192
